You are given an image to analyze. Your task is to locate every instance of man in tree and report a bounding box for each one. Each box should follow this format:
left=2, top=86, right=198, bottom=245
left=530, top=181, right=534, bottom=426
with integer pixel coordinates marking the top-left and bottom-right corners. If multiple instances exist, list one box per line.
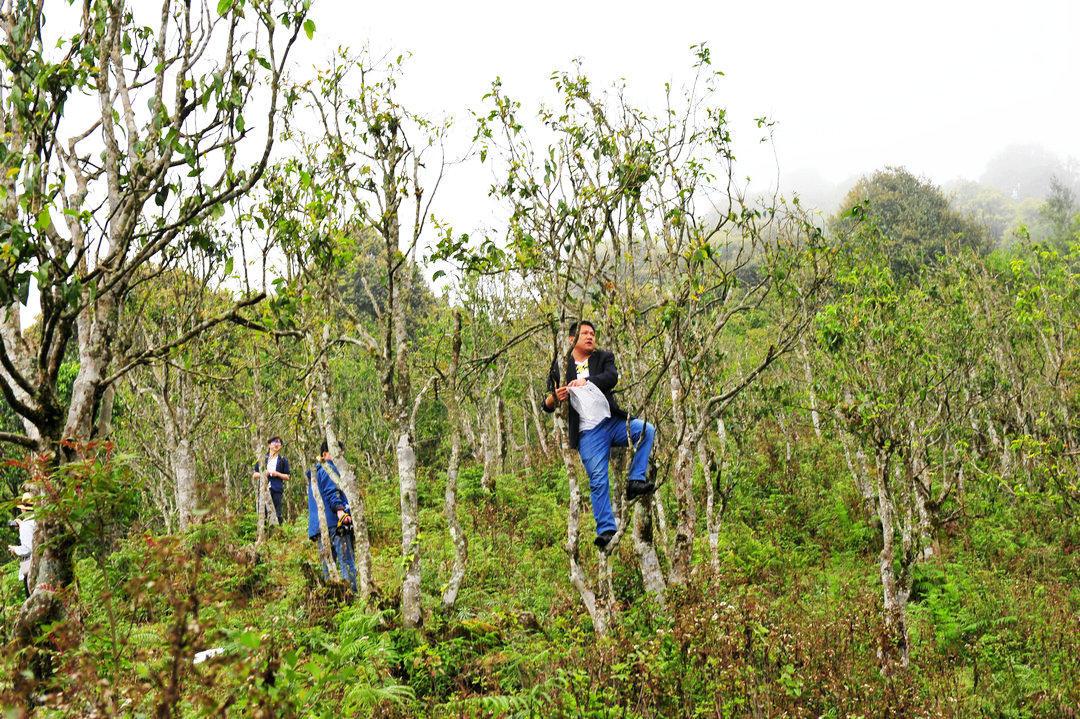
left=252, top=437, right=291, bottom=525
left=543, top=321, right=656, bottom=548
left=306, top=441, right=357, bottom=591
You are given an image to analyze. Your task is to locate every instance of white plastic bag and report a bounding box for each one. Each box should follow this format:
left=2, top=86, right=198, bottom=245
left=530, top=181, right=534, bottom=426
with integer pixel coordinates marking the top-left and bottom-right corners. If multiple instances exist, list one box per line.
left=569, top=382, right=611, bottom=424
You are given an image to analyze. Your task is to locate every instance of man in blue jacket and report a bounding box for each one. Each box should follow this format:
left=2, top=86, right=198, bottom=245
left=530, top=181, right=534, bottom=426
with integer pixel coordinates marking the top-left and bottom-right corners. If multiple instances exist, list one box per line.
left=306, top=441, right=357, bottom=591
left=543, top=321, right=656, bottom=550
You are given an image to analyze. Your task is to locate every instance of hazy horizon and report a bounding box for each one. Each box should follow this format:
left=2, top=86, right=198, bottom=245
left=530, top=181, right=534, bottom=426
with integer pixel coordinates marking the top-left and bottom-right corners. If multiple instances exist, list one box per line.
left=297, top=0, right=1078, bottom=220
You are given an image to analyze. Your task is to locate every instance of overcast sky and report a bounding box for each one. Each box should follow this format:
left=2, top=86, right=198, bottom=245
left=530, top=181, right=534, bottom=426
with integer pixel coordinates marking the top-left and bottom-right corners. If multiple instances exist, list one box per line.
left=291, top=0, right=1078, bottom=226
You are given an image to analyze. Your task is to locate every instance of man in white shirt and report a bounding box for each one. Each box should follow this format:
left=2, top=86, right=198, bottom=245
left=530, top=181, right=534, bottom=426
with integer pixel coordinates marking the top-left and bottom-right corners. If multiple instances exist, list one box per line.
left=543, top=321, right=656, bottom=549
left=7, top=492, right=35, bottom=597
left=252, top=436, right=290, bottom=524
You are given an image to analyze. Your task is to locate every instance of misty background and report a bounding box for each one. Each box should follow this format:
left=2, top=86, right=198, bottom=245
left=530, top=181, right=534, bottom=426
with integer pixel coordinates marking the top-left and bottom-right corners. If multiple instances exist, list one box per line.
left=291, top=0, right=1079, bottom=247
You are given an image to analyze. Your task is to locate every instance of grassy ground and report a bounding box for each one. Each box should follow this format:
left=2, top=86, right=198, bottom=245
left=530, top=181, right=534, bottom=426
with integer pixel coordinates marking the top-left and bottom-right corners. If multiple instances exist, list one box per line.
left=1, top=452, right=1077, bottom=717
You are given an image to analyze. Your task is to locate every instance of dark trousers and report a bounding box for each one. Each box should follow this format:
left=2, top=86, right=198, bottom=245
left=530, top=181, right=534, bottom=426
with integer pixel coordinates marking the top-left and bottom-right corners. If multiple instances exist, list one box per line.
left=269, top=490, right=284, bottom=524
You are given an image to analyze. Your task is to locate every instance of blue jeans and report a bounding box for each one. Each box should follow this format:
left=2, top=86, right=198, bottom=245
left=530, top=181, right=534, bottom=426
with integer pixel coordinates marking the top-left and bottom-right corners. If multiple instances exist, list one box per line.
left=317, top=532, right=358, bottom=591
left=578, top=417, right=655, bottom=536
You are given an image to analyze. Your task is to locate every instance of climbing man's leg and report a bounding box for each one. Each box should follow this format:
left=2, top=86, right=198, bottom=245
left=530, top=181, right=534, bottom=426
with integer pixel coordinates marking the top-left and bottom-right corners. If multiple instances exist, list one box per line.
left=578, top=420, right=617, bottom=537
left=619, top=418, right=655, bottom=483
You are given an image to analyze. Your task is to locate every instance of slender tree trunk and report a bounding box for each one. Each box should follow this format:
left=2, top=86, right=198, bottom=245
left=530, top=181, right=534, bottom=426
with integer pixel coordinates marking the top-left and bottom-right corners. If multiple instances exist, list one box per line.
left=529, top=393, right=550, bottom=457
left=316, top=326, right=358, bottom=503
left=669, top=439, right=696, bottom=585
left=875, top=451, right=910, bottom=672
left=174, top=438, right=199, bottom=531
left=461, top=412, right=481, bottom=462
left=654, top=488, right=672, bottom=559
left=310, top=469, right=340, bottom=584
left=442, top=312, right=468, bottom=610
left=397, top=428, right=422, bottom=627
left=668, top=337, right=697, bottom=586
left=800, top=336, right=822, bottom=439
left=777, top=411, right=794, bottom=465
left=496, top=395, right=508, bottom=467
left=442, top=420, right=468, bottom=610
left=910, top=466, right=934, bottom=562
left=480, top=406, right=496, bottom=495
left=251, top=358, right=275, bottom=545
left=703, top=424, right=726, bottom=575
left=65, top=292, right=117, bottom=453
left=224, top=455, right=232, bottom=510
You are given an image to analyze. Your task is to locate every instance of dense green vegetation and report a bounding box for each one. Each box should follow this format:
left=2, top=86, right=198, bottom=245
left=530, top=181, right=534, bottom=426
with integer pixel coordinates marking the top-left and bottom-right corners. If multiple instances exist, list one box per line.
left=2, top=418, right=1077, bottom=716
left=0, top=2, right=1077, bottom=717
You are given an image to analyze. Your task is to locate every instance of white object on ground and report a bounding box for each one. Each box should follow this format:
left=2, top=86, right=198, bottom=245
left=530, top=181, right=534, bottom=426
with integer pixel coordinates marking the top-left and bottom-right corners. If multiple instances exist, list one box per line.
left=193, top=647, right=225, bottom=664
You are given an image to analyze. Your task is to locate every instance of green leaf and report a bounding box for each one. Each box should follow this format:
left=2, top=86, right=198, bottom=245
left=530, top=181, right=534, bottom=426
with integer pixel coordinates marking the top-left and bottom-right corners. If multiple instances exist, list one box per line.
left=234, top=631, right=261, bottom=650
left=217, top=0, right=233, bottom=16
left=34, top=207, right=51, bottom=232
left=303, top=19, right=315, bottom=40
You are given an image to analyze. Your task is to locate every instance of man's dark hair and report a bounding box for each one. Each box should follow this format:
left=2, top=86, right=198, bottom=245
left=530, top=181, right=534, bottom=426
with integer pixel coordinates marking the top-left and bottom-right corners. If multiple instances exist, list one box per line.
left=320, top=440, right=329, bottom=455
left=568, top=320, right=595, bottom=337
left=268, top=436, right=282, bottom=445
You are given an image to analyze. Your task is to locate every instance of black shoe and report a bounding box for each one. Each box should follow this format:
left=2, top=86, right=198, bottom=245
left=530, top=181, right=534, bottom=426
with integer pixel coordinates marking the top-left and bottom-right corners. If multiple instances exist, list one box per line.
left=627, top=480, right=655, bottom=500
left=593, top=531, right=615, bottom=549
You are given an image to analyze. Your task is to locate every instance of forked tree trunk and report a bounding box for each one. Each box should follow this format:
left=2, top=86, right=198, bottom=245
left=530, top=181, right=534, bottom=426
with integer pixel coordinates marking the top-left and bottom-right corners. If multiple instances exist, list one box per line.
left=632, top=499, right=666, bottom=605
left=15, top=292, right=118, bottom=686
left=0, top=305, right=44, bottom=444
left=841, top=426, right=878, bottom=527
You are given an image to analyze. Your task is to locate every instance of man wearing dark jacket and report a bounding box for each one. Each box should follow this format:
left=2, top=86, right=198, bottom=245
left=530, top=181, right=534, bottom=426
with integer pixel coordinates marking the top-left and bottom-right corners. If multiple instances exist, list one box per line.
left=306, top=441, right=357, bottom=591
left=543, top=321, right=655, bottom=549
